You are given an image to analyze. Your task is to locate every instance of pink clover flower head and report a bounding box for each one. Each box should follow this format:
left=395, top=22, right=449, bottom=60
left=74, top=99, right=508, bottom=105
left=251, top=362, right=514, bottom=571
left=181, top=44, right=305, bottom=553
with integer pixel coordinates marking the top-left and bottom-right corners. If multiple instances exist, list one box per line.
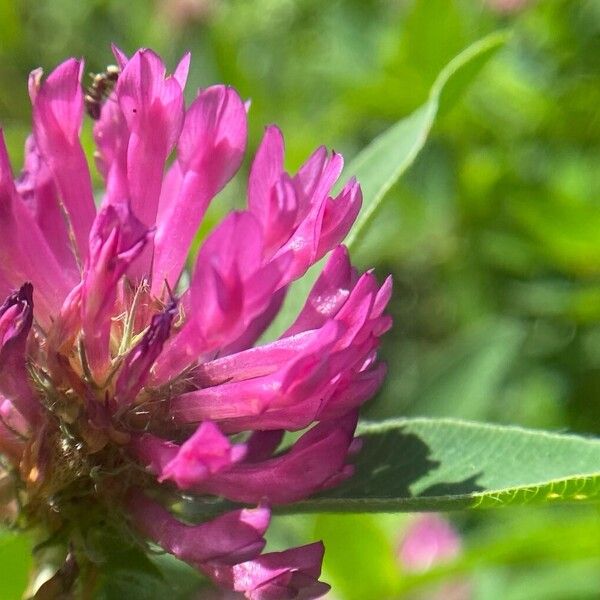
left=0, top=47, right=392, bottom=599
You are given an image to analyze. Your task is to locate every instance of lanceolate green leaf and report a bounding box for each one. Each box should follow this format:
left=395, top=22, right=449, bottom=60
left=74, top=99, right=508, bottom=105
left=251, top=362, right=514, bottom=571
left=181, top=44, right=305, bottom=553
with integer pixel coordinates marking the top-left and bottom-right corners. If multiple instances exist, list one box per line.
left=263, top=32, right=507, bottom=339
left=343, top=31, right=507, bottom=250
left=283, top=418, right=600, bottom=513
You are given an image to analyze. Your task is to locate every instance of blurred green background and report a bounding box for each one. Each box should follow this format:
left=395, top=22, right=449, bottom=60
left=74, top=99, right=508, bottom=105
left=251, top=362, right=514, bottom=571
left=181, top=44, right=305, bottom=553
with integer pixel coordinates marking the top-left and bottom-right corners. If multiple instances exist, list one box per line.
left=1, top=0, right=599, bottom=598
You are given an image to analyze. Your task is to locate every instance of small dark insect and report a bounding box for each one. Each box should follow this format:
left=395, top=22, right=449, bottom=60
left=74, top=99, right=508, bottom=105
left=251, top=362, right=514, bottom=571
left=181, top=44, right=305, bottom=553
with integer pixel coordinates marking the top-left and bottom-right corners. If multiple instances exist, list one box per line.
left=84, top=65, right=120, bottom=120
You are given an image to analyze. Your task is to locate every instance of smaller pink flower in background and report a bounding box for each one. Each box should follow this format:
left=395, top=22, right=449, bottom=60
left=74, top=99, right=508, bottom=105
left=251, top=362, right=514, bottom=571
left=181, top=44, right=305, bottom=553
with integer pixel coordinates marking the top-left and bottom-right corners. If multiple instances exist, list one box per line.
left=399, top=514, right=471, bottom=600
left=399, top=514, right=462, bottom=572
left=485, top=0, right=534, bottom=14
left=158, top=0, right=217, bottom=28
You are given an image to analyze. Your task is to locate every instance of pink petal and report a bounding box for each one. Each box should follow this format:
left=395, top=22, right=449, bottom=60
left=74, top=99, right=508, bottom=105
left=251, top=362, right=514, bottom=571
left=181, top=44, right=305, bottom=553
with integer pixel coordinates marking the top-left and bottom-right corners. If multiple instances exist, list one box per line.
left=195, top=329, right=324, bottom=386
left=317, top=363, right=387, bottom=421
left=0, top=398, right=29, bottom=438
left=262, top=148, right=347, bottom=287
left=0, top=131, right=78, bottom=324
left=152, top=85, right=247, bottom=293
left=159, top=421, right=247, bottom=489
left=32, top=58, right=96, bottom=262
left=15, top=135, right=79, bottom=275
left=293, top=147, right=328, bottom=215
left=173, top=52, right=191, bottom=89
left=374, top=275, right=393, bottom=317
left=330, top=272, right=380, bottom=348
left=284, top=245, right=355, bottom=337
left=316, top=179, right=362, bottom=257
left=0, top=272, right=10, bottom=301
left=93, top=89, right=128, bottom=183
left=117, top=49, right=185, bottom=229
left=293, top=149, right=344, bottom=222
left=50, top=282, right=83, bottom=354
left=111, top=44, right=129, bottom=70
left=190, top=330, right=382, bottom=433
left=244, top=430, right=284, bottom=463
left=127, top=490, right=270, bottom=566
left=218, top=287, right=287, bottom=356
left=248, top=127, right=299, bottom=256
left=248, top=126, right=285, bottom=222
left=155, top=160, right=182, bottom=226
left=272, top=198, right=326, bottom=285
left=167, top=322, right=341, bottom=430
left=193, top=413, right=358, bottom=504
left=210, top=543, right=329, bottom=600
left=0, top=285, right=39, bottom=424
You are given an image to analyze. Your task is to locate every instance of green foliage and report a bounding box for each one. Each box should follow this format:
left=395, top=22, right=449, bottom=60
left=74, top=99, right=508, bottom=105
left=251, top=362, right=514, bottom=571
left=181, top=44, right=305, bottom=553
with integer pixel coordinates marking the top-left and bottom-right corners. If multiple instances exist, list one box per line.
left=312, top=507, right=600, bottom=599
left=345, top=32, right=507, bottom=250
left=1, top=0, right=599, bottom=598
left=92, top=536, right=170, bottom=600
left=0, top=532, right=32, bottom=598
left=289, top=419, right=600, bottom=512
left=83, top=532, right=203, bottom=600
left=313, top=514, right=403, bottom=599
